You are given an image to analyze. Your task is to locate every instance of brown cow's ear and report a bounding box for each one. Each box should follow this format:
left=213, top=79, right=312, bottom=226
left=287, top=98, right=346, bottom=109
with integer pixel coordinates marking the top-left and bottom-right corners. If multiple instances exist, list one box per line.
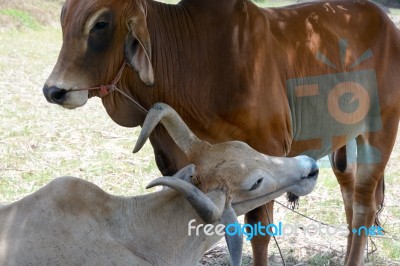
left=125, top=16, right=154, bottom=86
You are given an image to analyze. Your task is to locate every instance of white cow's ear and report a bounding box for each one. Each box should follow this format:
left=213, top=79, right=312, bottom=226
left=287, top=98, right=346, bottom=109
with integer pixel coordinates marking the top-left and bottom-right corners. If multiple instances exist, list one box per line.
left=125, top=12, right=154, bottom=86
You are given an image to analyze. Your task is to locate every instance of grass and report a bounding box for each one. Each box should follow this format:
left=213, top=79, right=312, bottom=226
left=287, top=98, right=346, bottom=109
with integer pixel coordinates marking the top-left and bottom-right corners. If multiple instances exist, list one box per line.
left=0, top=1, right=399, bottom=265
left=0, top=9, right=42, bottom=30
left=255, top=0, right=300, bottom=7
left=0, top=24, right=157, bottom=199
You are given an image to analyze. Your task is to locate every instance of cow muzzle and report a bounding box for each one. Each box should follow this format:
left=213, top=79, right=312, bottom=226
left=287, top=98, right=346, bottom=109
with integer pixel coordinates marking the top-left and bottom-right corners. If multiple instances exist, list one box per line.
left=42, top=85, right=88, bottom=109
left=43, top=85, right=68, bottom=104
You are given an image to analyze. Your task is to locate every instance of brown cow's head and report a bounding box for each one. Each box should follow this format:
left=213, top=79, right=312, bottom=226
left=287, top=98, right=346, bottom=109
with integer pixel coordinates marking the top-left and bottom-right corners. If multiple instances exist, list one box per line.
left=43, top=0, right=154, bottom=109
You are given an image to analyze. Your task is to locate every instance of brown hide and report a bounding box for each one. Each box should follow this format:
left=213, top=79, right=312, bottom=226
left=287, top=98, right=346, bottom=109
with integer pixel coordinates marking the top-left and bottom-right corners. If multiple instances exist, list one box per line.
left=43, top=0, right=400, bottom=265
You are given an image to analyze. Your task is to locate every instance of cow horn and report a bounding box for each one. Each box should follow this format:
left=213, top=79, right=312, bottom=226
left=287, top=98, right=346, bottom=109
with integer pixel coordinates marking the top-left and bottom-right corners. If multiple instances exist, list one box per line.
left=146, top=177, right=225, bottom=223
left=173, top=164, right=196, bottom=182
left=221, top=204, right=243, bottom=266
left=133, top=103, right=207, bottom=157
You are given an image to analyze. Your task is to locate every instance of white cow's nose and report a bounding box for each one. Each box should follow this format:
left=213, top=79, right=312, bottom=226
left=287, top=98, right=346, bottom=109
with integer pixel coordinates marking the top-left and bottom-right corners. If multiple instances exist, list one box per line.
left=295, top=155, right=319, bottom=179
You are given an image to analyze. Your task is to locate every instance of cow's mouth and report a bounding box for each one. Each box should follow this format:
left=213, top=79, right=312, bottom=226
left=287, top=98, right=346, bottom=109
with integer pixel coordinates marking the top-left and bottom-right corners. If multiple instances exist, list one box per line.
left=43, top=85, right=88, bottom=108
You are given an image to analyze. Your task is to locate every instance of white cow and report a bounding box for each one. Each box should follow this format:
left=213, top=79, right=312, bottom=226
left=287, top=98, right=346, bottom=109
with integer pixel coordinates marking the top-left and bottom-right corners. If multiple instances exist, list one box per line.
left=0, top=103, right=318, bottom=266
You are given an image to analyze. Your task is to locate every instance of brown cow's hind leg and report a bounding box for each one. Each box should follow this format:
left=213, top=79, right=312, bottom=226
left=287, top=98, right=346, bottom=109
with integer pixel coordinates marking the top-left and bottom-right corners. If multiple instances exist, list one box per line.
left=346, top=121, right=398, bottom=265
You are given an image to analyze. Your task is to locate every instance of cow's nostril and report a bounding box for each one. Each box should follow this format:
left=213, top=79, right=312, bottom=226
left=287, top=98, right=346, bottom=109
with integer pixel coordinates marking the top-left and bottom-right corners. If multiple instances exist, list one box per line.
left=297, top=156, right=319, bottom=180
left=308, top=168, right=319, bottom=178
left=52, top=89, right=67, bottom=101
left=43, top=85, right=67, bottom=104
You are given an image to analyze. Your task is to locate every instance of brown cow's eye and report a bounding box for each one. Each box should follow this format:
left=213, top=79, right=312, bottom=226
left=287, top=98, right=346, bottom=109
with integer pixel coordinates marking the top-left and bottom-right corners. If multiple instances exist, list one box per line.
left=91, top=21, right=109, bottom=32
left=250, top=178, right=263, bottom=191
left=87, top=11, right=113, bottom=52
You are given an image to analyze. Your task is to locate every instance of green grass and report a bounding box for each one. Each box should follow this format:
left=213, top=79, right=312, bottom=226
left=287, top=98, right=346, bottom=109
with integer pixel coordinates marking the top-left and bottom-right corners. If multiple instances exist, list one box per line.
left=0, top=9, right=41, bottom=30
left=382, top=239, right=400, bottom=260
left=254, top=0, right=299, bottom=7
left=390, top=8, right=400, bottom=15
left=308, top=252, right=342, bottom=266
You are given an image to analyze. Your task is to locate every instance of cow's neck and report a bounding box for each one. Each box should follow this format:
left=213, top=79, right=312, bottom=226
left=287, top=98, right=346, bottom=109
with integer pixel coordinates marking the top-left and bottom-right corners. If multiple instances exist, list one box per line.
left=102, top=0, right=292, bottom=174
left=111, top=189, right=221, bottom=265
left=103, top=0, right=251, bottom=131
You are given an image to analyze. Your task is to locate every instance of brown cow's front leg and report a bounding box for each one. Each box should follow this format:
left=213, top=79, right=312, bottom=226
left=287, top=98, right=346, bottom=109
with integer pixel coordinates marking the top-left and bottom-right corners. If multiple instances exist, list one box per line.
left=245, top=202, right=273, bottom=266
left=330, top=145, right=356, bottom=262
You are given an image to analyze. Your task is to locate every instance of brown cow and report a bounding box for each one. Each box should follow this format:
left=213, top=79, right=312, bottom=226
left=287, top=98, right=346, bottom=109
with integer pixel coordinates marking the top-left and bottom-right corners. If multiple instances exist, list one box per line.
left=43, top=0, right=400, bottom=265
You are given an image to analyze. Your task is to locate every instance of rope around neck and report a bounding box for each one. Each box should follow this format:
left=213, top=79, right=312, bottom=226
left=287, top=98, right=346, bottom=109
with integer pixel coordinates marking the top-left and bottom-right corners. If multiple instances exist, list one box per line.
left=70, top=59, right=148, bottom=114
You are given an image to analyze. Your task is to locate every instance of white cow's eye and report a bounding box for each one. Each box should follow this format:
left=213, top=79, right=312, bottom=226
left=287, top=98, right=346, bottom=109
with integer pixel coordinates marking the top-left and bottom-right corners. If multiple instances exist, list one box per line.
left=249, top=178, right=263, bottom=191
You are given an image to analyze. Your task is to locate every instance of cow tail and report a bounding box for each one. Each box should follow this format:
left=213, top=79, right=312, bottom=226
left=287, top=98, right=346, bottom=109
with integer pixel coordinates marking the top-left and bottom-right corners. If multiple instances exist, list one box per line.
left=375, top=175, right=385, bottom=230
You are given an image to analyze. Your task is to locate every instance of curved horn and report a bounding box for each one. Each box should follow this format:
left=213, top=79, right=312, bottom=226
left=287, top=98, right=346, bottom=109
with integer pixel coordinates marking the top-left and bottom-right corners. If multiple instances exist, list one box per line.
left=221, top=205, right=243, bottom=266
left=133, top=103, right=205, bottom=156
left=146, top=177, right=225, bottom=223
left=172, top=164, right=196, bottom=182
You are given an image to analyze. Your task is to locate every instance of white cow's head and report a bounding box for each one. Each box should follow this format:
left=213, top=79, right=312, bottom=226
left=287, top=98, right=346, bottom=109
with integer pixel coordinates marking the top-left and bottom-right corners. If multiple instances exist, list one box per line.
left=135, top=103, right=319, bottom=265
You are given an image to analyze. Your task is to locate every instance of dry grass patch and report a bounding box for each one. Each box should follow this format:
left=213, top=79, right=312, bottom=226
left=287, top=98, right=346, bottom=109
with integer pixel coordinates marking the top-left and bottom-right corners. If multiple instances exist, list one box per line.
left=0, top=0, right=62, bottom=31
